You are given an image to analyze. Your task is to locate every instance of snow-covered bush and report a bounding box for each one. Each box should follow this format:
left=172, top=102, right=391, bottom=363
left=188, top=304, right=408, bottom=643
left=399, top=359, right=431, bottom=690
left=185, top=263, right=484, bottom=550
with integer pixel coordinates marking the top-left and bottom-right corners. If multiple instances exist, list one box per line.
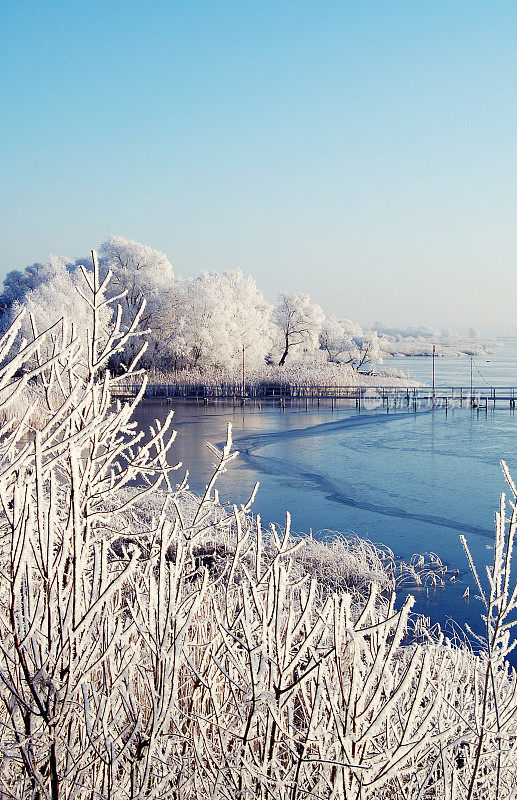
left=0, top=264, right=514, bottom=797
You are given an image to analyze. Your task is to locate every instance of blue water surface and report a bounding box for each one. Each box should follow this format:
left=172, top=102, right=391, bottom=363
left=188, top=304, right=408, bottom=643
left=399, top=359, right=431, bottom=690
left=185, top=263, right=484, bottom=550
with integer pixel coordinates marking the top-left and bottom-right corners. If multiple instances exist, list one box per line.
left=133, top=394, right=517, bottom=658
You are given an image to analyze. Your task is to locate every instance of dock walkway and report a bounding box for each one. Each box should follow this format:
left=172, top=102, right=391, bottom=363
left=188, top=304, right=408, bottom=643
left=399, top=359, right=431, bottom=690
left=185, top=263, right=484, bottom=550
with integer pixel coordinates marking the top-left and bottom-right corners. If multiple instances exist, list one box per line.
left=110, top=383, right=517, bottom=409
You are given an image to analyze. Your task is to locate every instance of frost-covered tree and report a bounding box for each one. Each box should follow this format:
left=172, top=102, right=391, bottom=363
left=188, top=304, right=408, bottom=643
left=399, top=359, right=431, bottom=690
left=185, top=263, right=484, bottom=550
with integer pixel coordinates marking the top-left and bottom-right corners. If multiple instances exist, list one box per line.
left=349, top=329, right=384, bottom=370
left=174, top=269, right=272, bottom=371
left=319, top=316, right=362, bottom=362
left=222, top=270, right=273, bottom=371
left=99, top=236, right=175, bottom=316
left=0, top=261, right=53, bottom=315
left=273, top=292, right=324, bottom=366
left=5, top=255, right=113, bottom=364
left=96, top=235, right=185, bottom=369
left=319, top=316, right=384, bottom=371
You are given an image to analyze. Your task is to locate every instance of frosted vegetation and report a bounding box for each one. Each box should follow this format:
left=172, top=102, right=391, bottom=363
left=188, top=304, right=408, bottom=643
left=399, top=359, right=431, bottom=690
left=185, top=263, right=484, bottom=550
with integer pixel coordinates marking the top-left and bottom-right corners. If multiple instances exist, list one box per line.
left=0, top=236, right=493, bottom=386
left=0, top=256, right=514, bottom=798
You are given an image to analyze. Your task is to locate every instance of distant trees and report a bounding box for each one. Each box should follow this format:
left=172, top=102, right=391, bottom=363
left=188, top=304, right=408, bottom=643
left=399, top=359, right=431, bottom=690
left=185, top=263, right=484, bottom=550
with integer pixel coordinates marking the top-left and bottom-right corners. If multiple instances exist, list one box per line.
left=319, top=317, right=384, bottom=372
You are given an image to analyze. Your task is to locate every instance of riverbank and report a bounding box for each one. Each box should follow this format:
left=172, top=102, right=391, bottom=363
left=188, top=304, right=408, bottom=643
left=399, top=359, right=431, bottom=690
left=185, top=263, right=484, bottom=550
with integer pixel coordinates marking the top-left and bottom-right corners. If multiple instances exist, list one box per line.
left=127, top=356, right=420, bottom=391
left=383, top=335, right=517, bottom=387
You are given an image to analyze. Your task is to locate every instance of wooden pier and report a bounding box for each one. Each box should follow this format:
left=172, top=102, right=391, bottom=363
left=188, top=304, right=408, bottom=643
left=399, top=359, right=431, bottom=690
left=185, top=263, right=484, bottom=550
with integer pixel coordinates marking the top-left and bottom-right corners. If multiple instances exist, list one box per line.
left=110, top=382, right=517, bottom=409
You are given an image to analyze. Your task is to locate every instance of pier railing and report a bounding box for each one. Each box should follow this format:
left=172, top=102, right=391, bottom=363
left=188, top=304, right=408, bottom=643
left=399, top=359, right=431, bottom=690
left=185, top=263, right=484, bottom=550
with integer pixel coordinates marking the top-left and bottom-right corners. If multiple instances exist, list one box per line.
left=110, top=382, right=517, bottom=408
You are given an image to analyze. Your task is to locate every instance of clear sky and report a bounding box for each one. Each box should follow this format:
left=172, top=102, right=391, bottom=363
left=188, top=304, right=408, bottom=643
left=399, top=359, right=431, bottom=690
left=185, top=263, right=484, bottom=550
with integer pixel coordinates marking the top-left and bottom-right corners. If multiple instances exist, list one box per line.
left=1, top=1, right=516, bottom=332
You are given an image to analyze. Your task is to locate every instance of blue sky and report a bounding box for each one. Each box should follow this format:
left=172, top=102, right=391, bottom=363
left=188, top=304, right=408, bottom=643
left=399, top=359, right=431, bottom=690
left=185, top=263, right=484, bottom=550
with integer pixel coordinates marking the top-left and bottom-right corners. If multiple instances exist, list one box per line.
left=1, top=1, right=516, bottom=331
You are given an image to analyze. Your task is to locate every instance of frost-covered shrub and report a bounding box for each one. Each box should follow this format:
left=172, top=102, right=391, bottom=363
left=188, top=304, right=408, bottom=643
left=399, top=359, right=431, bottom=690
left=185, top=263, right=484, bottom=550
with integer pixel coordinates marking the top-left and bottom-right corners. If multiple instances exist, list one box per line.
left=0, top=263, right=514, bottom=798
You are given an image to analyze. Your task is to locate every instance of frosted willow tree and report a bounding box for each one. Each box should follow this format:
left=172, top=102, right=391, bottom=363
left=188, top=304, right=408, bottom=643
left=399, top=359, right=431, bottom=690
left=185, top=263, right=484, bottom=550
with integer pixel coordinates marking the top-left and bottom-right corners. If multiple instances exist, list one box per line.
left=273, top=292, right=324, bottom=366
left=174, top=269, right=272, bottom=371
left=98, top=235, right=181, bottom=367
left=319, top=316, right=385, bottom=371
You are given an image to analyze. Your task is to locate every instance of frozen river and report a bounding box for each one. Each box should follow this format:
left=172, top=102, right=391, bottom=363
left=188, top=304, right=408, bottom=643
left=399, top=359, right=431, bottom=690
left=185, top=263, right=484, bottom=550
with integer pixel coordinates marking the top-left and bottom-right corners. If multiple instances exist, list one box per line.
left=133, top=390, right=517, bottom=657
left=382, top=335, right=517, bottom=387
left=131, top=338, right=517, bottom=656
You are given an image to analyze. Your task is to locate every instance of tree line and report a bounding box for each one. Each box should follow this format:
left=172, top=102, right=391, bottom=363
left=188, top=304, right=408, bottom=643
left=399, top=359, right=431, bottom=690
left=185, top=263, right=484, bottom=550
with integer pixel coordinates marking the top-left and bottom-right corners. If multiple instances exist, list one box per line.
left=0, top=236, right=485, bottom=377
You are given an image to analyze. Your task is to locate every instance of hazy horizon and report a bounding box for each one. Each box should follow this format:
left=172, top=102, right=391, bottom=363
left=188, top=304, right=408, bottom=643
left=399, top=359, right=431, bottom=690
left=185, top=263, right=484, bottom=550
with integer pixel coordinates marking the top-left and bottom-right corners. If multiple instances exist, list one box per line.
left=1, top=1, right=517, bottom=332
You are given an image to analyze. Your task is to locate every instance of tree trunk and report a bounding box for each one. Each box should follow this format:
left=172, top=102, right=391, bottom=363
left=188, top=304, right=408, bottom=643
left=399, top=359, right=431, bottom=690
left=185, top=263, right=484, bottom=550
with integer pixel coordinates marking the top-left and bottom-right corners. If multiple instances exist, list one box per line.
left=279, top=336, right=289, bottom=366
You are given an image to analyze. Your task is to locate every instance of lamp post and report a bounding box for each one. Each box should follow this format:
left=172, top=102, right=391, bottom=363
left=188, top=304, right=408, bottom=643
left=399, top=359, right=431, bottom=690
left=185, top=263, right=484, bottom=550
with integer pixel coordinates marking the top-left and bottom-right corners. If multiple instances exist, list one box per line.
left=242, top=344, right=245, bottom=400
left=432, top=344, right=436, bottom=404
